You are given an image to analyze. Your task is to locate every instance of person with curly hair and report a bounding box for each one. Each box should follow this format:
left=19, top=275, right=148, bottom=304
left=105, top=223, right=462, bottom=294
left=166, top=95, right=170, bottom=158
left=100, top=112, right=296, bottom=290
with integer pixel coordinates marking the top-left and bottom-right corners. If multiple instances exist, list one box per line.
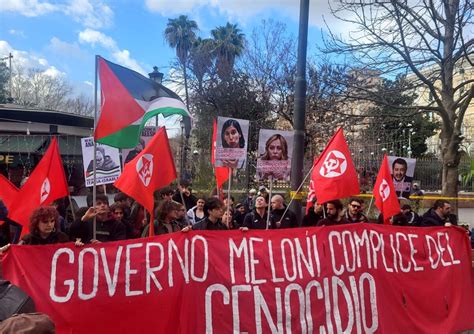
left=19, top=206, right=69, bottom=245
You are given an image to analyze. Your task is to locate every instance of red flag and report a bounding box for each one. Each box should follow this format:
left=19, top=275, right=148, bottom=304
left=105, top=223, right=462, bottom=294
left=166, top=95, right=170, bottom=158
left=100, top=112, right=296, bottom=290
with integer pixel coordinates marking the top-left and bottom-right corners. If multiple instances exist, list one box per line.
left=114, top=127, right=177, bottom=236
left=212, top=119, right=229, bottom=191
left=0, top=174, right=19, bottom=208
left=8, top=138, right=69, bottom=235
left=374, top=155, right=400, bottom=224
left=311, top=128, right=359, bottom=204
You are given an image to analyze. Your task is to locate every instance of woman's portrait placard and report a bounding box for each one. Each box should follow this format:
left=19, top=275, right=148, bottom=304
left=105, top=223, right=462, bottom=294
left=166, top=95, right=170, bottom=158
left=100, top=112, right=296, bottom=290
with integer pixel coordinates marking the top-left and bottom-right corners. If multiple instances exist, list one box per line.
left=215, top=116, right=249, bottom=169
left=81, top=137, right=121, bottom=186
left=256, top=129, right=294, bottom=181
left=387, top=156, right=416, bottom=198
left=122, top=127, right=157, bottom=166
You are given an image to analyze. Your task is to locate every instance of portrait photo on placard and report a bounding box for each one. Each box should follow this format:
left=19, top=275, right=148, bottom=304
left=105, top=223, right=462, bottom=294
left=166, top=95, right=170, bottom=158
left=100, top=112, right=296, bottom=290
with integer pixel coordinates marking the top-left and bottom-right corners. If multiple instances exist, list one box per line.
left=81, top=137, right=121, bottom=187
left=122, top=126, right=157, bottom=166
left=256, top=129, right=294, bottom=181
left=215, top=116, right=249, bottom=169
left=387, top=156, right=416, bottom=198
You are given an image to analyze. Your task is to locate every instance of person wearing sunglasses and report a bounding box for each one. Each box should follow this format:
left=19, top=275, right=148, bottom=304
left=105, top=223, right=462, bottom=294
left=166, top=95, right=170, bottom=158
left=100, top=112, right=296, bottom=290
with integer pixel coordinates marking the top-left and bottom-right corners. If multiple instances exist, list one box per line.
left=344, top=198, right=369, bottom=223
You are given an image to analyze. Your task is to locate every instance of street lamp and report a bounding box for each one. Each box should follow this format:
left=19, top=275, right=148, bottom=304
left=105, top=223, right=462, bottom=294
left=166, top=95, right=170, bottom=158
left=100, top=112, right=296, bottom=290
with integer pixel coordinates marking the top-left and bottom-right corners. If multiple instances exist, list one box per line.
left=406, top=123, right=412, bottom=158
left=148, top=66, right=163, bottom=84
left=148, top=66, right=164, bottom=128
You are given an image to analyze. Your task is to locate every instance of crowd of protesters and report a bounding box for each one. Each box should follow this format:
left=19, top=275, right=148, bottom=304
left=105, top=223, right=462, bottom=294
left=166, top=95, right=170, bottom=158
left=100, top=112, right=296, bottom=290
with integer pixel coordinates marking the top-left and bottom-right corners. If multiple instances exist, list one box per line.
left=0, top=179, right=471, bottom=255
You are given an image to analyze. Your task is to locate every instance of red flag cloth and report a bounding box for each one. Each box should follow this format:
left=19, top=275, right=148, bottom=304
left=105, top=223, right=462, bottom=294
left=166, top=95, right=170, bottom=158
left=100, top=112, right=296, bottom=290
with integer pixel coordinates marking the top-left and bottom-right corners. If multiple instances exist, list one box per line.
left=0, top=174, right=19, bottom=208
left=212, top=119, right=229, bottom=190
left=311, top=128, right=359, bottom=204
left=114, top=127, right=177, bottom=235
left=7, top=138, right=69, bottom=235
left=374, top=155, right=400, bottom=223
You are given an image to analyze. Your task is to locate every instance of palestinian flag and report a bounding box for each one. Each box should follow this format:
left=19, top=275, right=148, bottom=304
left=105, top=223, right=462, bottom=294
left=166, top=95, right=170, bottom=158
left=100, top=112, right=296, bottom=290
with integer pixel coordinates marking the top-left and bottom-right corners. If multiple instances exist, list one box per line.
left=94, top=56, right=191, bottom=148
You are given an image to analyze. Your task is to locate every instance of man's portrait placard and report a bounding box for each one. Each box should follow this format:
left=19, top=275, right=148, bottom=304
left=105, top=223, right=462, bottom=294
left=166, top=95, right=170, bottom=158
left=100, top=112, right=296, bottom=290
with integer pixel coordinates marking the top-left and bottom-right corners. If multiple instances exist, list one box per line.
left=256, top=129, right=294, bottom=181
left=122, top=127, right=157, bottom=166
left=215, top=116, right=249, bottom=169
left=387, top=156, right=416, bottom=198
left=81, top=137, right=121, bottom=186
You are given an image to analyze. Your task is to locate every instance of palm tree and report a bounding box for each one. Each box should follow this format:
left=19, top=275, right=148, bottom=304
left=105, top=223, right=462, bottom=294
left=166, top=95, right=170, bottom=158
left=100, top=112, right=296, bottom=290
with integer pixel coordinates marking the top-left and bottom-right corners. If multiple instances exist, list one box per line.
left=211, top=23, right=245, bottom=79
left=189, top=38, right=214, bottom=92
left=164, top=15, right=199, bottom=109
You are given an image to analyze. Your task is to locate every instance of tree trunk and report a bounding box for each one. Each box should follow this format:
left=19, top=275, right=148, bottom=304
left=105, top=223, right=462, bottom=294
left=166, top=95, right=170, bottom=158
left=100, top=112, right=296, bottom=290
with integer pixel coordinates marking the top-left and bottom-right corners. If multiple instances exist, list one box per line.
left=440, top=128, right=461, bottom=211
left=182, top=64, right=190, bottom=181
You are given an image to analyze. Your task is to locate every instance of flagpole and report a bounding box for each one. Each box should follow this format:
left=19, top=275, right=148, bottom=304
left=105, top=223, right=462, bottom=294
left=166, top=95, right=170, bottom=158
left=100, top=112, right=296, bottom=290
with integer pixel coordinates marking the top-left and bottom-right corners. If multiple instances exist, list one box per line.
left=148, top=209, right=155, bottom=237
left=92, top=55, right=99, bottom=241
left=366, top=195, right=374, bottom=217
left=266, top=176, right=273, bottom=230
left=68, top=194, right=76, bottom=222
left=279, top=164, right=315, bottom=225
left=226, top=168, right=232, bottom=214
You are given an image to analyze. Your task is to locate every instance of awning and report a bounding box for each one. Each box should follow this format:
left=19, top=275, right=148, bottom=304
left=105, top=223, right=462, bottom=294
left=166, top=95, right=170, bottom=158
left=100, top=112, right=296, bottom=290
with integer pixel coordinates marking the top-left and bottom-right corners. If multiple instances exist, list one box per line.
left=0, top=136, right=46, bottom=153
left=0, top=135, right=84, bottom=155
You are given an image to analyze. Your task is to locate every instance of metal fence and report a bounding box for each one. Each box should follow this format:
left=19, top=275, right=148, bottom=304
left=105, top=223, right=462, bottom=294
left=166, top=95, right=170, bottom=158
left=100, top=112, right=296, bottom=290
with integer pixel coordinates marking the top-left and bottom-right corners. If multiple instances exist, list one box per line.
left=191, top=153, right=474, bottom=198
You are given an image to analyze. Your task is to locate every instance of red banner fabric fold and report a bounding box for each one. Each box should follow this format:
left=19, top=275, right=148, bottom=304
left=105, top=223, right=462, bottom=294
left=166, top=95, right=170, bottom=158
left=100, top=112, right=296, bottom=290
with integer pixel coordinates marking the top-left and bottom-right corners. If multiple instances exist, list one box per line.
left=374, top=155, right=401, bottom=223
left=7, top=137, right=69, bottom=234
left=311, top=128, right=360, bottom=204
left=114, top=127, right=176, bottom=220
left=2, top=225, right=473, bottom=334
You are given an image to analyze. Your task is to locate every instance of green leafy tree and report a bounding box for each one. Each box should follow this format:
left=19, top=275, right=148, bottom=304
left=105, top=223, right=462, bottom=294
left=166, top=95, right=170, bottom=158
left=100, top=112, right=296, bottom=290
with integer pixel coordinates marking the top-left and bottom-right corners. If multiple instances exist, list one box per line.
left=362, top=77, right=439, bottom=158
left=324, top=0, right=473, bottom=197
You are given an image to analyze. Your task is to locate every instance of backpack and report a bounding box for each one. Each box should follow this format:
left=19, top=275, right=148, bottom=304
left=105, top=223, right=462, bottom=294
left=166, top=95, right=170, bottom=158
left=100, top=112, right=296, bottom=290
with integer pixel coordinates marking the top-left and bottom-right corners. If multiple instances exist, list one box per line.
left=0, top=280, right=36, bottom=321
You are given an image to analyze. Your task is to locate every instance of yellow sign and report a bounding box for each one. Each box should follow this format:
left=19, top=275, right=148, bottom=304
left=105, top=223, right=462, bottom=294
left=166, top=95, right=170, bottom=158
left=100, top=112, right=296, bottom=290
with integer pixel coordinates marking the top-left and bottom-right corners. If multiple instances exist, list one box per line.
left=0, top=155, right=14, bottom=164
left=289, top=191, right=308, bottom=200
left=356, top=193, right=474, bottom=201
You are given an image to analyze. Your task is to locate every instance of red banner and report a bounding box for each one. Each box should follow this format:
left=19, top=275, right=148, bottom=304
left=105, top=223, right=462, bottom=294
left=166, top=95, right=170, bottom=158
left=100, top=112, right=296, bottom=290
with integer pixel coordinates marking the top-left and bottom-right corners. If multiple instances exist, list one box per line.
left=1, top=225, right=474, bottom=333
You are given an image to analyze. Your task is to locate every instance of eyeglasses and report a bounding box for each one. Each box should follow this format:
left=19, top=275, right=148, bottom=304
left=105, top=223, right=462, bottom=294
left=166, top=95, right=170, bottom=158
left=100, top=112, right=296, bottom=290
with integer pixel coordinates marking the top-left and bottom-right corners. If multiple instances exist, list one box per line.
left=351, top=204, right=361, bottom=209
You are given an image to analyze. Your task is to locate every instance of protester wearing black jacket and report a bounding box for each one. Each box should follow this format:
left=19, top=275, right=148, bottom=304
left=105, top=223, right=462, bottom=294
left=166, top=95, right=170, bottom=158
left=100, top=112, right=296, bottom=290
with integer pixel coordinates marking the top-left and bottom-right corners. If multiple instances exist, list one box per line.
left=191, top=198, right=228, bottom=231
left=70, top=194, right=126, bottom=243
left=317, top=200, right=351, bottom=227
left=269, top=195, right=298, bottom=228
left=421, top=200, right=456, bottom=227
left=242, top=196, right=269, bottom=229
left=172, top=181, right=197, bottom=211
left=302, top=202, right=325, bottom=227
